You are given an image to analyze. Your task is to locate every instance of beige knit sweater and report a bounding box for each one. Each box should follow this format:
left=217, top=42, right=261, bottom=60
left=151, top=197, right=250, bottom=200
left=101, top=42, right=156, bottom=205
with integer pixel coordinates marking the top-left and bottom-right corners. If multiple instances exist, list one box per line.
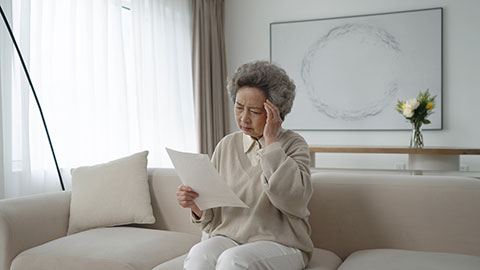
left=193, top=129, right=314, bottom=265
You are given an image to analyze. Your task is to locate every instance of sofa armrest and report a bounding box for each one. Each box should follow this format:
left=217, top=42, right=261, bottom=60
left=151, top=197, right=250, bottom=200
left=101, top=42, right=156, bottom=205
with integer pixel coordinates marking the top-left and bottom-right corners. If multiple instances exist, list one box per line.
left=0, top=191, right=71, bottom=270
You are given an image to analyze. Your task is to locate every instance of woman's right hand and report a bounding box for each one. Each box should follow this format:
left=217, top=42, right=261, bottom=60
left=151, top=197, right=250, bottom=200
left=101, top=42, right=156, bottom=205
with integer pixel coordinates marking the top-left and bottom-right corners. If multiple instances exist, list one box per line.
left=176, top=185, right=203, bottom=218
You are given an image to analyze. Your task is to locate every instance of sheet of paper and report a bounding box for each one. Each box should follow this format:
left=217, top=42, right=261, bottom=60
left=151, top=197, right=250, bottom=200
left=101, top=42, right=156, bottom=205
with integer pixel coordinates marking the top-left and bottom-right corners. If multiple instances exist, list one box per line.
left=166, top=148, right=249, bottom=211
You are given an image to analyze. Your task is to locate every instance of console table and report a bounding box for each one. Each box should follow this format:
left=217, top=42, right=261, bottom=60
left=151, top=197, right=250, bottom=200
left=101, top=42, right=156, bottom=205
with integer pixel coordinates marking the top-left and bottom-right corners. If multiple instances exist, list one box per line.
left=309, top=146, right=480, bottom=171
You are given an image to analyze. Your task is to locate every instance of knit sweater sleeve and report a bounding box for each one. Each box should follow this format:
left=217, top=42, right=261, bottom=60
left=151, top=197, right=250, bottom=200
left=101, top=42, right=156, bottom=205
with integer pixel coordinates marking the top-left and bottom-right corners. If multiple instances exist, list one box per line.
left=259, top=133, right=312, bottom=218
left=191, top=208, right=214, bottom=231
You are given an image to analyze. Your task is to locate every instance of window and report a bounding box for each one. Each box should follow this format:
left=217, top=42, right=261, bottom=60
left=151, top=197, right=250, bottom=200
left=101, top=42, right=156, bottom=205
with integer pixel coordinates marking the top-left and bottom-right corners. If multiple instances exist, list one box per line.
left=2, top=0, right=196, bottom=197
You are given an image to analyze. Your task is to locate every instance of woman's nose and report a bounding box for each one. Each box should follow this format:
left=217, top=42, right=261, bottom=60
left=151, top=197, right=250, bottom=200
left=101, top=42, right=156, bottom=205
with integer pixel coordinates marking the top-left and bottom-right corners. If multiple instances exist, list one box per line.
left=240, top=111, right=250, bottom=123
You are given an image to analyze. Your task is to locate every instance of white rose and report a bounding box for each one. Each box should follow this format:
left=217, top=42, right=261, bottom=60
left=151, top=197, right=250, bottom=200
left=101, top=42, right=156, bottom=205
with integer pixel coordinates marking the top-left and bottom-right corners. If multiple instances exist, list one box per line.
left=403, top=108, right=414, bottom=118
left=405, top=98, right=420, bottom=110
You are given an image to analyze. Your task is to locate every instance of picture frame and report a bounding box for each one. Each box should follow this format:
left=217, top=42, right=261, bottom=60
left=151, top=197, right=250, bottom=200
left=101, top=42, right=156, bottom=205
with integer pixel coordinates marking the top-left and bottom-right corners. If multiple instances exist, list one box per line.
left=270, top=8, right=443, bottom=130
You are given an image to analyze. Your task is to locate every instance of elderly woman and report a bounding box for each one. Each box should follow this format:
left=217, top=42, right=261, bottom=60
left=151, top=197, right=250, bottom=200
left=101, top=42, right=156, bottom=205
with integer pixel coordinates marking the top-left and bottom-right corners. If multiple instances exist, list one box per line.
left=177, top=60, right=313, bottom=270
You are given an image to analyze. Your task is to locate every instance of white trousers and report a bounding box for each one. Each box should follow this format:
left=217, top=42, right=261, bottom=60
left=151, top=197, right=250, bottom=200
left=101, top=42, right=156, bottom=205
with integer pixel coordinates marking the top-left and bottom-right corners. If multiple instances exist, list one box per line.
left=183, top=236, right=305, bottom=270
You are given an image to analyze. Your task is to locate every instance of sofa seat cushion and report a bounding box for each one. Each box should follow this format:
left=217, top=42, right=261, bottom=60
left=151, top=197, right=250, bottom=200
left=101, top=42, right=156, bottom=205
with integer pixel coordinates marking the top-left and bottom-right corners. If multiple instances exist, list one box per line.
left=152, top=254, right=186, bottom=270
left=305, top=248, right=342, bottom=270
left=11, top=227, right=200, bottom=270
left=338, top=249, right=480, bottom=270
left=153, top=248, right=342, bottom=270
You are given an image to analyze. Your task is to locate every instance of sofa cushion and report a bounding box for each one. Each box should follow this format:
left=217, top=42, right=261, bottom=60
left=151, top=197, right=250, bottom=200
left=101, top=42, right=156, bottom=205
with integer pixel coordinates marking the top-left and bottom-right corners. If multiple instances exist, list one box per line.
left=305, top=248, right=342, bottom=270
left=338, top=249, right=480, bottom=270
left=11, top=227, right=200, bottom=270
left=152, top=254, right=187, bottom=270
left=68, top=151, right=155, bottom=234
left=309, top=172, right=480, bottom=260
left=153, top=248, right=342, bottom=270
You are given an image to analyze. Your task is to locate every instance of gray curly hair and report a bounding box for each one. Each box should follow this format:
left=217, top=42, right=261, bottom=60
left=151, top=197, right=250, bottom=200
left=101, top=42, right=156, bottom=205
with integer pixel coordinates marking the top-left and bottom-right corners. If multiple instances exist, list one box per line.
left=226, top=60, right=296, bottom=120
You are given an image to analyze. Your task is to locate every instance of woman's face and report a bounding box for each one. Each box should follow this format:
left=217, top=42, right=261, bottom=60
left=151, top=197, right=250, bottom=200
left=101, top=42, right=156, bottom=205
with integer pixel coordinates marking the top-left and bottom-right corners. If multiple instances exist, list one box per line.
left=234, top=86, right=267, bottom=139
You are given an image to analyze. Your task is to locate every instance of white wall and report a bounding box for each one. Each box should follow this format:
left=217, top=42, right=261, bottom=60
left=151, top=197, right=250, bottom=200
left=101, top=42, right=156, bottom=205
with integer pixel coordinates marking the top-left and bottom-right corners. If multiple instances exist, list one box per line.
left=224, top=0, right=480, bottom=171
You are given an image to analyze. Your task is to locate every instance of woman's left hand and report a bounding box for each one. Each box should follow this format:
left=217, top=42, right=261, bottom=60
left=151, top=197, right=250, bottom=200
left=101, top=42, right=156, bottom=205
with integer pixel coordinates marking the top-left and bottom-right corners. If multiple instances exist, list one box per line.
left=263, top=100, right=282, bottom=146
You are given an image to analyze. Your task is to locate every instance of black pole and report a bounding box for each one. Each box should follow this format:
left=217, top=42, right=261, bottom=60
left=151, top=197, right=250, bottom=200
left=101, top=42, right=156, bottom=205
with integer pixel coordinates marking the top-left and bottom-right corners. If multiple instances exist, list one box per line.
left=0, top=5, right=65, bottom=191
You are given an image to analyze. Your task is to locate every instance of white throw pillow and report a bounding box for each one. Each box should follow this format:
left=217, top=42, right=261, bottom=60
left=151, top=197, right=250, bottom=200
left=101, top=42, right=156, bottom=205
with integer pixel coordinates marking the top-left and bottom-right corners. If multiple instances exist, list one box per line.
left=68, top=151, right=155, bottom=234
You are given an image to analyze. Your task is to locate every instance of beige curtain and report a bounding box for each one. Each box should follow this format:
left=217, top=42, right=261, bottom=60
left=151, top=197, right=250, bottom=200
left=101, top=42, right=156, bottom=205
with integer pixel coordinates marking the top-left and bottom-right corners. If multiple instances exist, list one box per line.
left=192, top=0, right=229, bottom=156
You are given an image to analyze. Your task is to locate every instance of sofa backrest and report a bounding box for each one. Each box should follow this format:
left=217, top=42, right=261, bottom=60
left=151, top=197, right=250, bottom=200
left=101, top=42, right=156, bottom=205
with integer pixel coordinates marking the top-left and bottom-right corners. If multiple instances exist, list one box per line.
left=139, top=168, right=201, bottom=236
left=145, top=168, right=480, bottom=260
left=309, top=172, right=480, bottom=260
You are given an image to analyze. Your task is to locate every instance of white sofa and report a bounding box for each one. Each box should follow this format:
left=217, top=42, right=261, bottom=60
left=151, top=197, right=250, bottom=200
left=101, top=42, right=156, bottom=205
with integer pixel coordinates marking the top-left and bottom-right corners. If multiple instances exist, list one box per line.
left=1, top=168, right=480, bottom=270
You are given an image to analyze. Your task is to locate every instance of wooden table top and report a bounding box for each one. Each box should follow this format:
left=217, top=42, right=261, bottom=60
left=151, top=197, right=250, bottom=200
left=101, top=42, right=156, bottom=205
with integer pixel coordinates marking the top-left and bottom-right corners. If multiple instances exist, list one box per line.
left=309, top=145, right=480, bottom=155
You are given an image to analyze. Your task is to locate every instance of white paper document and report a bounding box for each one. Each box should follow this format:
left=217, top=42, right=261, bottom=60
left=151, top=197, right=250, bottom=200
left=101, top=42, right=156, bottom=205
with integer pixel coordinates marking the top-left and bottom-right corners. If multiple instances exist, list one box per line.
left=166, top=148, right=249, bottom=211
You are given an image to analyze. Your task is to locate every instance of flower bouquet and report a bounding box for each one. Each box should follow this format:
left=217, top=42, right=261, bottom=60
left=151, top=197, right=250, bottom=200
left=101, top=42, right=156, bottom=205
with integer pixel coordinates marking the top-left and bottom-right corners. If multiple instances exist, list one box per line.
left=396, top=89, right=436, bottom=148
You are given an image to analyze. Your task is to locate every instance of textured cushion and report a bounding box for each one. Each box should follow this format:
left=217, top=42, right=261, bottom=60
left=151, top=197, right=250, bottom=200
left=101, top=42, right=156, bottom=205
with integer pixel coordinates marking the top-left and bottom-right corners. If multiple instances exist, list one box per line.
left=68, top=151, right=155, bottom=234
left=338, top=249, right=480, bottom=270
left=153, top=248, right=342, bottom=270
left=11, top=227, right=200, bottom=270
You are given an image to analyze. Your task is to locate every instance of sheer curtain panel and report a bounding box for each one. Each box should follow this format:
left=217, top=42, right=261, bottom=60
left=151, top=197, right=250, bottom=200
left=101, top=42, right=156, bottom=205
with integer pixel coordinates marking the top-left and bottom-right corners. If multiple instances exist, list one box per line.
left=0, top=0, right=13, bottom=199
left=130, top=0, right=197, bottom=166
left=0, top=0, right=196, bottom=198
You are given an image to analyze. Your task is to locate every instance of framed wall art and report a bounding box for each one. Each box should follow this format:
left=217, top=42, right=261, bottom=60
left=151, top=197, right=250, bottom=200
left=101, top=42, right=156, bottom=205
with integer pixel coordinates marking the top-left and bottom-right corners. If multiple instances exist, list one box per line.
left=270, top=8, right=443, bottom=130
